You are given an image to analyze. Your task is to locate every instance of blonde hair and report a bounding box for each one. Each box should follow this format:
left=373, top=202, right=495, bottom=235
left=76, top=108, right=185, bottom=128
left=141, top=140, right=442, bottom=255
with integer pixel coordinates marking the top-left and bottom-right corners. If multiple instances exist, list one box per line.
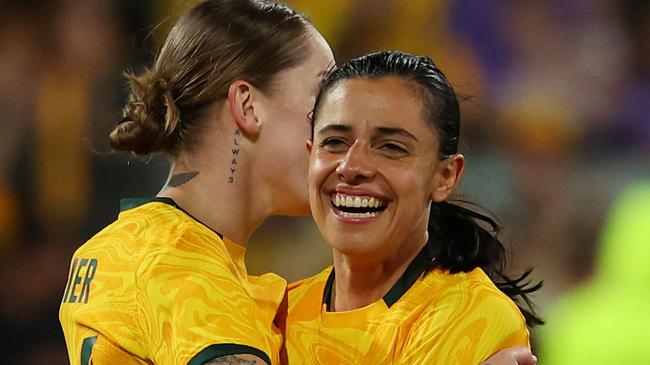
left=110, top=0, right=312, bottom=156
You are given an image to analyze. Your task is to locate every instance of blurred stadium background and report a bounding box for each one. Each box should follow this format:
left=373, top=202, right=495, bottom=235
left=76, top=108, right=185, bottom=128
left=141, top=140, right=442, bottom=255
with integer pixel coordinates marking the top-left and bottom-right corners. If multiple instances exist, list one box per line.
left=0, top=0, right=648, bottom=363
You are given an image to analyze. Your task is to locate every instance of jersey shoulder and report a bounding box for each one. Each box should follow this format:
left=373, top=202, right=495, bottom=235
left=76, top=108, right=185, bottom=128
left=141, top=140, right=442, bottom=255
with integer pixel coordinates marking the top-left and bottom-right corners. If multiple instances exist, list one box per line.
left=418, top=268, right=526, bottom=323
left=409, top=268, right=529, bottom=345
left=398, top=268, right=530, bottom=363
left=288, top=267, right=332, bottom=311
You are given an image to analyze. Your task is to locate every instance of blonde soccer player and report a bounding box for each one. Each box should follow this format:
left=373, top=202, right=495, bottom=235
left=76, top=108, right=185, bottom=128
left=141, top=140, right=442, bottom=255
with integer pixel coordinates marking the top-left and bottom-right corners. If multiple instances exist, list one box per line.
left=59, top=1, right=333, bottom=364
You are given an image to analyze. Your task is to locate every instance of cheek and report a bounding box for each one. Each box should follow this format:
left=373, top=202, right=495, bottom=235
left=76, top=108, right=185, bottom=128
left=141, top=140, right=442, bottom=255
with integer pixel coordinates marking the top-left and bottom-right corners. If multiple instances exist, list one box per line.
left=393, top=168, right=434, bottom=202
left=284, top=92, right=314, bottom=121
left=284, top=101, right=313, bottom=145
left=308, top=156, right=325, bottom=189
left=308, top=153, right=336, bottom=193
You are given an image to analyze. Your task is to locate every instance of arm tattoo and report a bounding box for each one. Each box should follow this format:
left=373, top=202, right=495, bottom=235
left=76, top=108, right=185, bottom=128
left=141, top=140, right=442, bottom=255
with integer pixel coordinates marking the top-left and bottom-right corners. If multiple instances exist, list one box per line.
left=168, top=171, right=199, bottom=187
left=203, top=355, right=258, bottom=365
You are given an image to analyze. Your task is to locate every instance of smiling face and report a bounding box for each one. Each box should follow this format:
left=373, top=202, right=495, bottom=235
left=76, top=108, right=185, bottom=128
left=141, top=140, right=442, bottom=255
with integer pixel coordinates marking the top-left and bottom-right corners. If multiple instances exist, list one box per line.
left=308, top=76, right=460, bottom=261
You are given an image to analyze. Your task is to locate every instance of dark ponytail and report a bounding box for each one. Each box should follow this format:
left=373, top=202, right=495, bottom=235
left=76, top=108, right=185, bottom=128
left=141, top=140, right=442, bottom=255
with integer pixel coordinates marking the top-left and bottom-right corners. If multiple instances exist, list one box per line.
left=426, top=201, right=543, bottom=326
left=312, top=51, right=543, bottom=327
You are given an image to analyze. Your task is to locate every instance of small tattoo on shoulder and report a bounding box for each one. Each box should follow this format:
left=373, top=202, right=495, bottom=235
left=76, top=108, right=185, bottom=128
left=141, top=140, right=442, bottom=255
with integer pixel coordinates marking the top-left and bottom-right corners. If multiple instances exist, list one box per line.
left=168, top=171, right=199, bottom=187
left=228, top=129, right=241, bottom=183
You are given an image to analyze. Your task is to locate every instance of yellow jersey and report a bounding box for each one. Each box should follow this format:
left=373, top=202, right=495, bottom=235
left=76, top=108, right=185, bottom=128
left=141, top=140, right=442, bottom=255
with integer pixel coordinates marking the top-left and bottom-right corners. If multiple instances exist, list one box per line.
left=285, top=247, right=529, bottom=364
left=59, top=198, right=285, bottom=365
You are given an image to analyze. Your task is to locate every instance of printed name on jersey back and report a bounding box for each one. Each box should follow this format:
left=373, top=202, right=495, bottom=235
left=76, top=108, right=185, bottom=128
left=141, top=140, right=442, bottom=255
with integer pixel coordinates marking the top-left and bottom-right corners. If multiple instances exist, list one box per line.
left=62, top=258, right=98, bottom=304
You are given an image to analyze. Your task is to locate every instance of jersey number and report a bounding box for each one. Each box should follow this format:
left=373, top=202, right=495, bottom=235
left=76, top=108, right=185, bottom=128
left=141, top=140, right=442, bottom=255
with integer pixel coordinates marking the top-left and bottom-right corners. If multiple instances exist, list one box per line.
left=81, top=336, right=97, bottom=365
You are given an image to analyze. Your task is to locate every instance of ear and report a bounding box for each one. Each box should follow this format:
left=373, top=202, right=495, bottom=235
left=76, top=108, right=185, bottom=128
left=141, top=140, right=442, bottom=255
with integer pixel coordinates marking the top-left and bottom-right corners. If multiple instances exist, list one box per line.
left=306, top=139, right=313, bottom=154
left=431, top=154, right=465, bottom=202
left=227, top=80, right=261, bottom=136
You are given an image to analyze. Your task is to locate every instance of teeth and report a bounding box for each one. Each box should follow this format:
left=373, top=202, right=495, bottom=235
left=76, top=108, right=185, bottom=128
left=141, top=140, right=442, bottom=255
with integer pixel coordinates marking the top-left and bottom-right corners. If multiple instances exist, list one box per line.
left=332, top=193, right=385, bottom=208
left=346, top=196, right=353, bottom=207
left=339, top=211, right=380, bottom=218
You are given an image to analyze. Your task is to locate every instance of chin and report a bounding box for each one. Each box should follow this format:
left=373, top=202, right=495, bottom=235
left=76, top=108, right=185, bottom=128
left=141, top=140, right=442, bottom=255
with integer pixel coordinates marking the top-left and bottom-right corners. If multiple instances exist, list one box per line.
left=329, top=235, right=381, bottom=257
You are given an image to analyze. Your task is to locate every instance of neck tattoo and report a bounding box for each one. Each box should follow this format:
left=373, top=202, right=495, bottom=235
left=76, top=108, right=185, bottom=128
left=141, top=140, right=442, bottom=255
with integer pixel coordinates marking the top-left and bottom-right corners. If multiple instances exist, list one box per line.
left=228, top=129, right=241, bottom=183
left=168, top=171, right=199, bottom=187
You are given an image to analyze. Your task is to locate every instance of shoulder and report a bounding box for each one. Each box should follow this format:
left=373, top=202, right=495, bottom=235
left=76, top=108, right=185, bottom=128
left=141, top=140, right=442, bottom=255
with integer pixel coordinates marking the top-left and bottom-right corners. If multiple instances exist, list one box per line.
left=118, top=204, right=241, bottom=292
left=400, top=268, right=529, bottom=362
left=288, top=267, right=332, bottom=310
left=79, top=202, right=191, bottom=252
left=407, top=268, right=529, bottom=343
left=422, top=268, right=526, bottom=326
left=460, top=268, right=526, bottom=323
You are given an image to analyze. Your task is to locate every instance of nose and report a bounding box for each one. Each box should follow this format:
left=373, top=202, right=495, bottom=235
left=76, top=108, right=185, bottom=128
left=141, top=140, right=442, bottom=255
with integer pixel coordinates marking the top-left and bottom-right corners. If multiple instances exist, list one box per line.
left=336, top=141, right=375, bottom=184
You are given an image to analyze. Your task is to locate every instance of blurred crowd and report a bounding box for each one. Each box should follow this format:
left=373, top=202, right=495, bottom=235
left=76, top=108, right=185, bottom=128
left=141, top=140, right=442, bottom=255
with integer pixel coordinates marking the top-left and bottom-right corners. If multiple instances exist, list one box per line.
left=0, top=0, right=648, bottom=363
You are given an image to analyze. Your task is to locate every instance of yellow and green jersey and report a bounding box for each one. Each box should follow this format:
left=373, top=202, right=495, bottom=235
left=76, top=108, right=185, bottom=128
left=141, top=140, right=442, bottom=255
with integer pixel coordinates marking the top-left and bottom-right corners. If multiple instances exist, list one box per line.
left=59, top=198, right=285, bottom=365
left=285, top=247, right=529, bottom=364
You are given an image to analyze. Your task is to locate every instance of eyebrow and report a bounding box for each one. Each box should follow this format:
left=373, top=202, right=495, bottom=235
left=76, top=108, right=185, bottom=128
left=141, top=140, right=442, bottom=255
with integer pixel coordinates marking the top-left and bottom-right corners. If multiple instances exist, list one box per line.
left=375, top=127, right=419, bottom=142
left=317, top=124, right=352, bottom=135
left=316, top=124, right=419, bottom=142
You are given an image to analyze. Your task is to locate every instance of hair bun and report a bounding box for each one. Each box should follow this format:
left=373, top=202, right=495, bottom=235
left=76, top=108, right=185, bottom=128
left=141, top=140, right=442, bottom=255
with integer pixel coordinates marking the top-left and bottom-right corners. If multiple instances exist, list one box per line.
left=109, top=70, right=181, bottom=155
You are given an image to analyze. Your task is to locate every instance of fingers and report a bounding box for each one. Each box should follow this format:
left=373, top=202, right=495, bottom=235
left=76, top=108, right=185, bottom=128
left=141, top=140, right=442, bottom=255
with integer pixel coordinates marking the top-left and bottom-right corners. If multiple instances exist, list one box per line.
left=481, top=347, right=537, bottom=365
left=510, top=347, right=537, bottom=365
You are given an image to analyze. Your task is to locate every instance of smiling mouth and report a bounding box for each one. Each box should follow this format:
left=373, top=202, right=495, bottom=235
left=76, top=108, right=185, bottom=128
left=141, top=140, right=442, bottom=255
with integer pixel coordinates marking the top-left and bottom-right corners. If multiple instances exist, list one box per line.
left=330, top=193, right=387, bottom=218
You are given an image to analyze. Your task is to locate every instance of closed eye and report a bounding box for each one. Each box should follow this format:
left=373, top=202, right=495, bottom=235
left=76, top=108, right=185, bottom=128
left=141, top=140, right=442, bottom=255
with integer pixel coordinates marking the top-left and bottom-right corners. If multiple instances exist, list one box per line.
left=379, top=142, right=408, bottom=155
left=319, top=137, right=349, bottom=152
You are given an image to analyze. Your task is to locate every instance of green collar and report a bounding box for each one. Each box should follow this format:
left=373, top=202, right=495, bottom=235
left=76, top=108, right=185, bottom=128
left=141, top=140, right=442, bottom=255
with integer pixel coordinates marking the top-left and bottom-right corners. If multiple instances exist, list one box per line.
left=323, top=244, right=431, bottom=309
left=120, top=197, right=177, bottom=211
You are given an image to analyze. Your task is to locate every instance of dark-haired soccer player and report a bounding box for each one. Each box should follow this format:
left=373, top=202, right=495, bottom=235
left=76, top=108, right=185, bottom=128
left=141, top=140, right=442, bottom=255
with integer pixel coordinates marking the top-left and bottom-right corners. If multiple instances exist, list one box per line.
left=286, top=51, right=541, bottom=364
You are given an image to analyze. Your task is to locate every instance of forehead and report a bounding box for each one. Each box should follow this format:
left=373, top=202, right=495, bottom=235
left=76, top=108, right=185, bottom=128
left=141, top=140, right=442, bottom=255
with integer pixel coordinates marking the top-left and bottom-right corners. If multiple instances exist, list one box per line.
left=315, top=77, right=434, bottom=134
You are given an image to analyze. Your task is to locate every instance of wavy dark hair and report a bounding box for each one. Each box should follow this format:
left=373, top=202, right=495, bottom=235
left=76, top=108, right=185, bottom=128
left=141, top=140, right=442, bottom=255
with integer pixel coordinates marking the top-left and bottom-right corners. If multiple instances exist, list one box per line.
left=310, top=51, right=543, bottom=326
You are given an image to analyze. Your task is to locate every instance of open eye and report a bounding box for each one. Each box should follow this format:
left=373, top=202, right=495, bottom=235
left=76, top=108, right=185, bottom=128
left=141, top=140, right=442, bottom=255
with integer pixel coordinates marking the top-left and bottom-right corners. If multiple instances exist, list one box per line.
left=319, top=137, right=349, bottom=152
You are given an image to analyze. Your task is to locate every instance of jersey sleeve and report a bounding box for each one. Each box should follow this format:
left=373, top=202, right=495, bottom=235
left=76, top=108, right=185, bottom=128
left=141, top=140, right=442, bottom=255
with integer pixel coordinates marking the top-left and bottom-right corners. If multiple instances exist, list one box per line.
left=135, top=229, right=277, bottom=365
left=399, top=286, right=529, bottom=365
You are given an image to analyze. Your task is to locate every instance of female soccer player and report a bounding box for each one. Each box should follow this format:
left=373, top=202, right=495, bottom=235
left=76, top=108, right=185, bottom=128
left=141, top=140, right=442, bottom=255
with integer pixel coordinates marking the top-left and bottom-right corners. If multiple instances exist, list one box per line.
left=285, top=51, right=542, bottom=364
left=59, top=1, right=333, bottom=364
left=59, top=1, right=536, bottom=364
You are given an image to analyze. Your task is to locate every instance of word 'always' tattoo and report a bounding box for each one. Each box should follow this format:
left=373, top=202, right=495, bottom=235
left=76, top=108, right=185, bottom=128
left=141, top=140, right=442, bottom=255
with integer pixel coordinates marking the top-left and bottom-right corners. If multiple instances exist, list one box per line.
left=168, top=171, right=199, bottom=187
left=228, top=129, right=241, bottom=183
left=204, top=355, right=257, bottom=365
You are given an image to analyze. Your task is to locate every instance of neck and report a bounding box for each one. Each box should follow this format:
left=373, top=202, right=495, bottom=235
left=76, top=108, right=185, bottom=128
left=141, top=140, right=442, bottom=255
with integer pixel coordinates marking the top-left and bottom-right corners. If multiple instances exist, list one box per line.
left=330, top=241, right=426, bottom=311
left=158, top=137, right=273, bottom=246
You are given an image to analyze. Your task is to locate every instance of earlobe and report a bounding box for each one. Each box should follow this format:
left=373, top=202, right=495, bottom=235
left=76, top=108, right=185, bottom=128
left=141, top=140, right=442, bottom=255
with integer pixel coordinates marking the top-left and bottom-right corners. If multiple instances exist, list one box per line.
left=431, top=154, right=465, bottom=202
left=306, top=140, right=313, bottom=154
left=227, top=80, right=261, bottom=136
